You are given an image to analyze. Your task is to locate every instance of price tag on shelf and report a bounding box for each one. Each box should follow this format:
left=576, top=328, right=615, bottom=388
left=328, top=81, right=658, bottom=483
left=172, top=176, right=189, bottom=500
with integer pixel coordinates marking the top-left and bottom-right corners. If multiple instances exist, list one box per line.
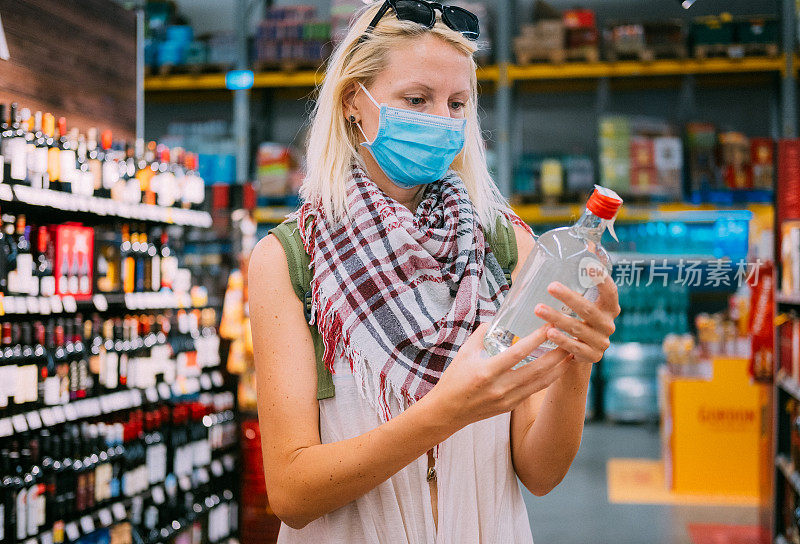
left=99, top=395, right=111, bottom=414
left=0, top=418, right=13, bottom=438
left=50, top=296, right=63, bottom=314
left=52, top=406, right=66, bottom=424
left=98, top=508, right=113, bottom=528
left=158, top=383, right=172, bottom=401
left=25, top=296, right=39, bottom=314
left=93, top=294, right=108, bottom=312
left=135, top=293, right=146, bottom=309
left=38, top=297, right=51, bottom=315
left=39, top=408, right=55, bottom=427
left=88, top=398, right=101, bottom=417
left=79, top=515, right=95, bottom=534
left=65, top=522, right=80, bottom=543
left=211, top=371, right=224, bottom=389
left=64, top=404, right=78, bottom=421
left=0, top=184, right=12, bottom=201
left=62, top=296, right=77, bottom=313
left=26, top=411, right=42, bottom=430
left=152, top=486, right=166, bottom=505
left=11, top=414, right=28, bottom=433
left=199, top=374, right=212, bottom=391
left=124, top=293, right=135, bottom=310
left=112, top=502, right=126, bottom=522
left=3, top=296, right=17, bottom=314
left=145, top=387, right=159, bottom=404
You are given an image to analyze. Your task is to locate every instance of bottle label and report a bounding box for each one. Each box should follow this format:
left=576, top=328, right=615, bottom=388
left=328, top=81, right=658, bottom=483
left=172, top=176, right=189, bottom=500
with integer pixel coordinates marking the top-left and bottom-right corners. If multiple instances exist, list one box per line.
left=102, top=159, right=118, bottom=190
left=105, top=352, right=119, bottom=389
left=9, top=137, right=27, bottom=180
left=16, top=253, right=34, bottom=294
left=60, top=150, right=76, bottom=183
left=16, top=488, right=26, bottom=541
left=27, top=485, right=38, bottom=536
left=40, top=275, right=56, bottom=297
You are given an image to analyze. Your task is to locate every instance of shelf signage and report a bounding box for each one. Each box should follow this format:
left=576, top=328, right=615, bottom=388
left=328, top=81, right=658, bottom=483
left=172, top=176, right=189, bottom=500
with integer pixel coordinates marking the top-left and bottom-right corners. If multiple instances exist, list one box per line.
left=225, top=70, right=254, bottom=90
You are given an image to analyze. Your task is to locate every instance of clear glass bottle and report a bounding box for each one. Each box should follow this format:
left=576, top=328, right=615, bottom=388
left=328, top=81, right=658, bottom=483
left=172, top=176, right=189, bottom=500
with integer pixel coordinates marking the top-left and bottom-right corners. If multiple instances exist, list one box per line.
left=484, top=186, right=623, bottom=366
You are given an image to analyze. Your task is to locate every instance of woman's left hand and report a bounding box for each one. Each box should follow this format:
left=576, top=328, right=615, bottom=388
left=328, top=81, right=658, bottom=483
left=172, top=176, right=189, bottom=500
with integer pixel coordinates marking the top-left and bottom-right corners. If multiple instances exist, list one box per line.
left=533, top=275, right=621, bottom=364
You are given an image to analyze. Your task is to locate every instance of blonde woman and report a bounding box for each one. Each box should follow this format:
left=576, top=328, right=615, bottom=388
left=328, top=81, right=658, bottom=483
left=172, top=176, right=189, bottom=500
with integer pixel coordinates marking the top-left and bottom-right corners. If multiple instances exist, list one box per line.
left=249, top=1, right=620, bottom=542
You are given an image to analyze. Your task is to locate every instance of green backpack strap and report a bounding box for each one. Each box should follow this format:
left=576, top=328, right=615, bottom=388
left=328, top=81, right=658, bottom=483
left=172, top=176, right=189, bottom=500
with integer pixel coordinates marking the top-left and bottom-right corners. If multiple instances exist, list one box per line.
left=269, top=220, right=336, bottom=400
left=268, top=214, right=519, bottom=402
left=486, top=215, right=519, bottom=288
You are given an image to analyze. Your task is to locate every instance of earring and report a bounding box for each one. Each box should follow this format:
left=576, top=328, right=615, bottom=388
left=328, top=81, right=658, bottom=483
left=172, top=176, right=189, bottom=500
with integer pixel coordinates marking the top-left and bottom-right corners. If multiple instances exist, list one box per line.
left=349, top=115, right=356, bottom=123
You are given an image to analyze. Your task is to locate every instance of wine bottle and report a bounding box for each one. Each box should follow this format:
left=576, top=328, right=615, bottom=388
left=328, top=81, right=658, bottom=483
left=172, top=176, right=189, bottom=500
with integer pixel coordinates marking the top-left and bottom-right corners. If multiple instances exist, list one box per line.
left=6, top=104, right=28, bottom=184
left=36, top=226, right=56, bottom=297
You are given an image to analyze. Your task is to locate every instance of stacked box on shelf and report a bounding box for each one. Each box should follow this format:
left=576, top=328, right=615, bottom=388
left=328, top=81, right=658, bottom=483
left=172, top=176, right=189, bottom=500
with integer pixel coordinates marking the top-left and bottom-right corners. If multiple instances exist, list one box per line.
left=599, top=116, right=631, bottom=195
left=778, top=139, right=800, bottom=226
left=601, top=343, right=664, bottom=422
left=604, top=21, right=686, bottom=62
left=782, top=221, right=800, bottom=297
left=255, top=5, right=330, bottom=69
left=206, top=32, right=239, bottom=69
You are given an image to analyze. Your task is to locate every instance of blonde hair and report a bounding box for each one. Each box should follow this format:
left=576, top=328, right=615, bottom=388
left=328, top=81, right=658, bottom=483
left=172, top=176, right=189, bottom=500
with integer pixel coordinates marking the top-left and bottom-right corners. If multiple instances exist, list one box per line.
left=301, top=1, right=511, bottom=232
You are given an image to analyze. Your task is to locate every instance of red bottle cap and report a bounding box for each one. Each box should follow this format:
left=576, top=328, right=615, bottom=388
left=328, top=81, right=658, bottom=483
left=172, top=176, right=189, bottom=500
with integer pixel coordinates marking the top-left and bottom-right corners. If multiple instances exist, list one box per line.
left=58, top=117, right=67, bottom=137
left=586, top=186, right=623, bottom=220
left=101, top=130, right=113, bottom=150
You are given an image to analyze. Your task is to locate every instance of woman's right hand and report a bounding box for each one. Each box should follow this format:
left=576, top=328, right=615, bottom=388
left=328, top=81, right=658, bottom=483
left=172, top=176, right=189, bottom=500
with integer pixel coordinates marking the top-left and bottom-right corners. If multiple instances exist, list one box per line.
left=431, top=323, right=574, bottom=428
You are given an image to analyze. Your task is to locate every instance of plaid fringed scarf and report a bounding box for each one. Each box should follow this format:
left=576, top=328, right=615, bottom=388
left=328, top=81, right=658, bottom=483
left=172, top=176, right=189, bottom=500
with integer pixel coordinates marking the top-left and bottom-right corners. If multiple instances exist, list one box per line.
left=291, top=165, right=531, bottom=421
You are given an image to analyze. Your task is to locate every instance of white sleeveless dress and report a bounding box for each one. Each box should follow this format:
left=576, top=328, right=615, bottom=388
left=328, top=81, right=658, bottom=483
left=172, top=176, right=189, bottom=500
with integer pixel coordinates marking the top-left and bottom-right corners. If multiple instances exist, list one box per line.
left=276, top=354, right=535, bottom=544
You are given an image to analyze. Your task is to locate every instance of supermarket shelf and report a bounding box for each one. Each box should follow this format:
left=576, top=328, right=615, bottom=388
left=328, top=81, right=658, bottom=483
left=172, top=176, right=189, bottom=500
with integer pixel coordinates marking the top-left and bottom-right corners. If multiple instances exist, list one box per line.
left=0, top=184, right=212, bottom=227
left=0, top=371, right=226, bottom=438
left=513, top=202, right=757, bottom=224
left=0, top=291, right=210, bottom=316
left=146, top=65, right=500, bottom=91
left=144, top=57, right=784, bottom=92
left=508, top=56, right=786, bottom=81
left=778, top=371, right=800, bottom=401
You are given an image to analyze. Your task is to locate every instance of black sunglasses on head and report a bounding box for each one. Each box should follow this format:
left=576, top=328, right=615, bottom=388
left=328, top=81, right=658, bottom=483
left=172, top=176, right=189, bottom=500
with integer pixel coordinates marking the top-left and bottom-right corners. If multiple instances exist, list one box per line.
left=362, top=0, right=480, bottom=42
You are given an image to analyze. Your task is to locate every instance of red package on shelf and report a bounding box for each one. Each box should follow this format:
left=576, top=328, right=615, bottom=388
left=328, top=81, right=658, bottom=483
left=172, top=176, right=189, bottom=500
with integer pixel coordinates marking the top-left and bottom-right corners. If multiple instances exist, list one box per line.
left=563, top=9, right=595, bottom=29
left=778, top=139, right=800, bottom=224
left=53, top=224, right=94, bottom=299
left=750, top=137, right=774, bottom=190
left=748, top=260, right=774, bottom=380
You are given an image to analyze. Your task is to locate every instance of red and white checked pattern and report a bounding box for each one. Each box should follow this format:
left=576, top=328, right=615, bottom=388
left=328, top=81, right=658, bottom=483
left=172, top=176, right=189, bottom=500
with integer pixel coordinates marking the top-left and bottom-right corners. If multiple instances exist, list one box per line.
left=290, top=165, right=531, bottom=420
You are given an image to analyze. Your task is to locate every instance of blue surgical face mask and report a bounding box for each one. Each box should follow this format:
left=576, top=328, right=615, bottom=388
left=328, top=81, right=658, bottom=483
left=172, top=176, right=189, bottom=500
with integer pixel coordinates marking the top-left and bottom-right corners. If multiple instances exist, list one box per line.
left=356, top=82, right=467, bottom=189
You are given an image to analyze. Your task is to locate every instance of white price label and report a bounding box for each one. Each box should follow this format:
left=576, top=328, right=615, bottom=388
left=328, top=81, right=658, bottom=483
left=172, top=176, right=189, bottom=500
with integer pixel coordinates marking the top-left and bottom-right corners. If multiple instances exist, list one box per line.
left=88, top=399, right=101, bottom=416
left=26, top=296, right=39, bottom=314
left=50, top=296, right=63, bottom=314
left=112, top=502, right=126, bottom=521
left=65, top=523, right=80, bottom=542
left=39, top=297, right=51, bottom=315
left=79, top=515, right=95, bottom=534
left=145, top=387, right=159, bottom=403
left=99, top=395, right=111, bottom=414
left=158, top=383, right=172, bottom=400
left=11, top=414, right=28, bottom=433
left=98, top=508, right=113, bottom=527
left=64, top=404, right=78, bottom=421
left=25, top=411, right=42, bottom=430
left=62, top=296, right=77, bottom=313
left=52, top=406, right=66, bottom=423
left=0, top=418, right=13, bottom=438
left=39, top=408, right=55, bottom=427
left=4, top=296, right=17, bottom=314
left=93, top=294, right=108, bottom=312
left=124, top=293, right=135, bottom=309
left=130, top=389, right=143, bottom=407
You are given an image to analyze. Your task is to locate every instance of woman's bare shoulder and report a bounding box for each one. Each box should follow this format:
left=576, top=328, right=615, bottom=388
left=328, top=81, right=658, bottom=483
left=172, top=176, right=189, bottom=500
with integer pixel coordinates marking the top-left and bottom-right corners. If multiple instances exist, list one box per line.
left=249, top=233, right=293, bottom=290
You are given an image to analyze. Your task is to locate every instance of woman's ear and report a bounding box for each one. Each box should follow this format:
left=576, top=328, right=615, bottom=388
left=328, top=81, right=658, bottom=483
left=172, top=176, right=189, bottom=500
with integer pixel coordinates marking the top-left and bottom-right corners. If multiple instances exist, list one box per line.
left=342, top=81, right=360, bottom=124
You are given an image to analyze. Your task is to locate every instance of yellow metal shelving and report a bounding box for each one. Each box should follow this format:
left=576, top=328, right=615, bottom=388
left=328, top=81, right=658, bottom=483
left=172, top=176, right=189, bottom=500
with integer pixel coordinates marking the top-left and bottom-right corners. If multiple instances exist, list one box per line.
left=145, top=56, right=787, bottom=92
